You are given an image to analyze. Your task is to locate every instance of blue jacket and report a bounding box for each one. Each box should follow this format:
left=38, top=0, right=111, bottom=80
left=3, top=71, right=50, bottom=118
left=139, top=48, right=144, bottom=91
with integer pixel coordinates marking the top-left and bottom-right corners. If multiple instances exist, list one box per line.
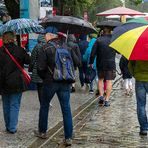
left=83, top=38, right=97, bottom=69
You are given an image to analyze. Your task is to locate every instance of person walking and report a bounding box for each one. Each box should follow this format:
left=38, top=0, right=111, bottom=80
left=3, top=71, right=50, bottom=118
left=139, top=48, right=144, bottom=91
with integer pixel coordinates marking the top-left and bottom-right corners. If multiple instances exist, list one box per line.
left=119, top=55, right=133, bottom=96
left=35, top=27, right=79, bottom=146
left=29, top=34, right=52, bottom=107
left=83, top=35, right=98, bottom=94
left=89, top=26, right=116, bottom=107
left=29, top=35, right=46, bottom=104
left=78, top=34, right=89, bottom=90
left=128, top=60, right=148, bottom=135
left=67, top=34, right=82, bottom=92
left=0, top=31, right=30, bottom=134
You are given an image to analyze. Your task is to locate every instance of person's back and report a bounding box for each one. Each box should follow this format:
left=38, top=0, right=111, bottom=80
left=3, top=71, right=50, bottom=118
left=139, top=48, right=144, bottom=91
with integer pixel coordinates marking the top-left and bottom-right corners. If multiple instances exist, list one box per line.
left=97, top=34, right=116, bottom=71
left=29, top=34, right=46, bottom=83
left=129, top=61, right=148, bottom=81
left=78, top=35, right=89, bottom=62
left=119, top=56, right=132, bottom=79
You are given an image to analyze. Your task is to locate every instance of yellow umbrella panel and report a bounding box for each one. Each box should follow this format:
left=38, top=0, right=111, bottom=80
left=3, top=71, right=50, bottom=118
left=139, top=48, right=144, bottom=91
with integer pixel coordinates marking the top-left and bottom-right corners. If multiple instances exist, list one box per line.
left=110, top=25, right=148, bottom=60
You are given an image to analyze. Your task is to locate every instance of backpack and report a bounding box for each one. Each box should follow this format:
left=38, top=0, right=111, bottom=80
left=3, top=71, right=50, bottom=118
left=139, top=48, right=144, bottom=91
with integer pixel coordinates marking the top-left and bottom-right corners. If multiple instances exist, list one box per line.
left=49, top=42, right=75, bottom=83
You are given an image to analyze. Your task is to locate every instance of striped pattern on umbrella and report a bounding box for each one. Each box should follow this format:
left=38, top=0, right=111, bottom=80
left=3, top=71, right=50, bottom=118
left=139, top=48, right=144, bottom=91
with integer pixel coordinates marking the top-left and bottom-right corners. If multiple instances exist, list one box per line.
left=0, top=18, right=44, bottom=35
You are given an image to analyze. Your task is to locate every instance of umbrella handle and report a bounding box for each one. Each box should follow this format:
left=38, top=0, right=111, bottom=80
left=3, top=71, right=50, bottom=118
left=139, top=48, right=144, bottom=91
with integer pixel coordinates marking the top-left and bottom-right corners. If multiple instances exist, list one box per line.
left=66, top=30, right=69, bottom=43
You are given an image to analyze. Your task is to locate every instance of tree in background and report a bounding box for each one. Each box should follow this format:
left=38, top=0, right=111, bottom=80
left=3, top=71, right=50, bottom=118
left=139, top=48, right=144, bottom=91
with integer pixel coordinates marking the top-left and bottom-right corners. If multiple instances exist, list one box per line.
left=4, top=0, right=20, bottom=19
left=3, top=0, right=145, bottom=21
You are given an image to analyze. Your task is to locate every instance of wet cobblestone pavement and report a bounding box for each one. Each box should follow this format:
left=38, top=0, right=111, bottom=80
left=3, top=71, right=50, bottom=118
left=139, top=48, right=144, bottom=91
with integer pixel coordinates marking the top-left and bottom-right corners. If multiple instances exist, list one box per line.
left=44, top=79, right=148, bottom=148
left=71, top=82, right=148, bottom=148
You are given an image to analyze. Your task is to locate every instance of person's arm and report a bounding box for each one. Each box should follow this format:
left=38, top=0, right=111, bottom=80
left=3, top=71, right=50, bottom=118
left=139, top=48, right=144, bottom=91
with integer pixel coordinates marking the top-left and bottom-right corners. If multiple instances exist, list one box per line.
left=89, top=40, right=98, bottom=65
left=28, top=45, right=38, bottom=72
left=22, top=48, right=31, bottom=65
left=71, top=45, right=82, bottom=67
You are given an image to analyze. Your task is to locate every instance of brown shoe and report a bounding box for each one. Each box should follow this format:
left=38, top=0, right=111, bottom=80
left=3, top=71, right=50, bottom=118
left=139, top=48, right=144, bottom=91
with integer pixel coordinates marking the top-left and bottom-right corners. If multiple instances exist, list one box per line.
left=34, top=130, right=48, bottom=139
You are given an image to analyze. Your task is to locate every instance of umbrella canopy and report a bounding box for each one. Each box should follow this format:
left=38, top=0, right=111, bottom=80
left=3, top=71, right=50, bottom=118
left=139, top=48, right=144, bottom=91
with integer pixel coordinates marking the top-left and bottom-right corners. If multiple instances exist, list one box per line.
left=110, top=22, right=148, bottom=60
left=96, top=7, right=145, bottom=16
left=96, top=20, right=122, bottom=28
left=0, top=18, right=44, bottom=35
left=106, top=15, right=132, bottom=19
left=127, top=16, right=148, bottom=24
left=40, top=15, right=97, bottom=34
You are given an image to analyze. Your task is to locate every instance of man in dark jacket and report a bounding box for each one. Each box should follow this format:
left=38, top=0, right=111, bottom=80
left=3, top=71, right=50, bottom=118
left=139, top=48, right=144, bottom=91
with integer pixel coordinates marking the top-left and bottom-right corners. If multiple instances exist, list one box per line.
left=29, top=34, right=52, bottom=107
left=89, top=26, right=116, bottom=107
left=78, top=35, right=89, bottom=89
left=35, top=27, right=78, bottom=146
left=67, top=34, right=82, bottom=92
left=0, top=31, right=30, bottom=133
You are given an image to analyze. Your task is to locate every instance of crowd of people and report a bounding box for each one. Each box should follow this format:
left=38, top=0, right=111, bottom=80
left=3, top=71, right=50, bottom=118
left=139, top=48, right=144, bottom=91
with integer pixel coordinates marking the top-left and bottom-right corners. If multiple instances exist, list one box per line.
left=0, top=24, right=148, bottom=147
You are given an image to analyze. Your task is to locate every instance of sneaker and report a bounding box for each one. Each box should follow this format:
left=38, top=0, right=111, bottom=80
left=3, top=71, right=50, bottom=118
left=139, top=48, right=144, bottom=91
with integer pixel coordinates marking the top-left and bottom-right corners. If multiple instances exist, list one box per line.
left=139, top=130, right=147, bottom=136
left=6, top=129, right=17, bottom=134
left=98, top=96, right=104, bottom=104
left=89, top=90, right=94, bottom=94
left=63, top=138, right=72, bottom=147
left=71, top=87, right=75, bottom=93
left=34, top=130, right=48, bottom=139
left=104, top=101, right=110, bottom=107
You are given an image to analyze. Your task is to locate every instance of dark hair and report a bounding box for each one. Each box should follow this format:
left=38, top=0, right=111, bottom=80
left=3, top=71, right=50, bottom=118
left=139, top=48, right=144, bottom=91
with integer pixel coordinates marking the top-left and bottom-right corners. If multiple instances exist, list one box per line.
left=2, top=31, right=16, bottom=44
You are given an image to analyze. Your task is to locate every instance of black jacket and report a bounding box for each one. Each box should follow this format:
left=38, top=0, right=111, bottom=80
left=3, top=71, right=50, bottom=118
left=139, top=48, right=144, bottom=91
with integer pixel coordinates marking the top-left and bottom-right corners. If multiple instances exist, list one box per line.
left=67, top=36, right=82, bottom=69
left=37, top=38, right=80, bottom=84
left=119, top=56, right=132, bottom=79
left=89, top=34, right=116, bottom=72
left=0, top=43, right=30, bottom=94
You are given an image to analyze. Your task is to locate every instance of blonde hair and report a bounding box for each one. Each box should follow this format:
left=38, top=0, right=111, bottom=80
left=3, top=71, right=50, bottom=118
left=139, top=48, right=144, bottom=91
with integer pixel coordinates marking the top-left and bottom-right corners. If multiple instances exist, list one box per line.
left=2, top=31, right=16, bottom=44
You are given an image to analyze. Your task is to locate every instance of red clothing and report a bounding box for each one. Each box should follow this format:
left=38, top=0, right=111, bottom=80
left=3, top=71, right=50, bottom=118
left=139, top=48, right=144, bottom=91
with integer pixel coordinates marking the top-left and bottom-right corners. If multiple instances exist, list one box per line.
left=0, top=39, right=3, bottom=47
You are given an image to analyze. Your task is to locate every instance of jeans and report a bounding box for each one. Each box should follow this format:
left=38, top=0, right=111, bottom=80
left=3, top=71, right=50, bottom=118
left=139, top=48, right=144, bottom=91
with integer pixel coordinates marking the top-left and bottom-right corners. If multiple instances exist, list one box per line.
left=135, top=81, right=148, bottom=131
left=39, top=82, right=73, bottom=139
left=37, top=83, right=44, bottom=105
left=2, top=93, right=22, bottom=132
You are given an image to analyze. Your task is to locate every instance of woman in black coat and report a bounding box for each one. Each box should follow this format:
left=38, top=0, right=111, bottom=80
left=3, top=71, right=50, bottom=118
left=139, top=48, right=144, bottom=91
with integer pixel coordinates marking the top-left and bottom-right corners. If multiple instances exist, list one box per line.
left=0, top=31, right=30, bottom=133
left=119, top=56, right=133, bottom=95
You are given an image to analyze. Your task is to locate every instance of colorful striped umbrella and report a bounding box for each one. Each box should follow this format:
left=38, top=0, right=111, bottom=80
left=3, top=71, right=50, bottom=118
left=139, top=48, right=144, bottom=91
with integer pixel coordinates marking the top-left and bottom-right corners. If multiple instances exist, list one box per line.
left=0, top=18, right=44, bottom=35
left=110, top=18, right=148, bottom=60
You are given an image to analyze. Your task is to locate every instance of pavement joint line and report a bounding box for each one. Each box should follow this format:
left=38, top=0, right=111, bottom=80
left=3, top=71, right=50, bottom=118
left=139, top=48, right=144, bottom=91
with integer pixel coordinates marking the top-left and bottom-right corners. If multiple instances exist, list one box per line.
left=38, top=97, right=98, bottom=148
left=28, top=75, right=122, bottom=148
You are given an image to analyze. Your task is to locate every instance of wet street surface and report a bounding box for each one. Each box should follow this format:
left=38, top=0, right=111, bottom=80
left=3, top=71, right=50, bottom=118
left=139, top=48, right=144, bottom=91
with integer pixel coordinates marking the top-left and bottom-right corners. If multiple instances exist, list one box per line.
left=42, top=80, right=148, bottom=148
left=0, top=57, right=146, bottom=148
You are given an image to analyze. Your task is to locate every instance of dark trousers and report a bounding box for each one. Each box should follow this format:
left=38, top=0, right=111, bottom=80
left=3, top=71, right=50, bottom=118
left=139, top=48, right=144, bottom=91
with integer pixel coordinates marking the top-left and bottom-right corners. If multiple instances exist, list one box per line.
left=78, top=62, right=87, bottom=87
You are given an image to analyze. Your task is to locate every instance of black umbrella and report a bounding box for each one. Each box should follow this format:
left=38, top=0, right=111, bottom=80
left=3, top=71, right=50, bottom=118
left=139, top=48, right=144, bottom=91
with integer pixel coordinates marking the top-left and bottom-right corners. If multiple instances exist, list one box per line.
left=40, top=15, right=97, bottom=34
left=96, top=20, right=122, bottom=28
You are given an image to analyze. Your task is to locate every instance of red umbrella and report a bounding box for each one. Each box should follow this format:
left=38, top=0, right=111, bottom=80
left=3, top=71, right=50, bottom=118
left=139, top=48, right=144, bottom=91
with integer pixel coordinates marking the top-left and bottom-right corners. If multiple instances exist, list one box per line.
left=96, top=7, right=145, bottom=16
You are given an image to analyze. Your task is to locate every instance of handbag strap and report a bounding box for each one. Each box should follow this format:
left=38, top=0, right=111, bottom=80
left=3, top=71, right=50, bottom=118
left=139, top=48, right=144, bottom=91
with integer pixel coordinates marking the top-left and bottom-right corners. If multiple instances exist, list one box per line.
left=3, top=46, right=24, bottom=71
